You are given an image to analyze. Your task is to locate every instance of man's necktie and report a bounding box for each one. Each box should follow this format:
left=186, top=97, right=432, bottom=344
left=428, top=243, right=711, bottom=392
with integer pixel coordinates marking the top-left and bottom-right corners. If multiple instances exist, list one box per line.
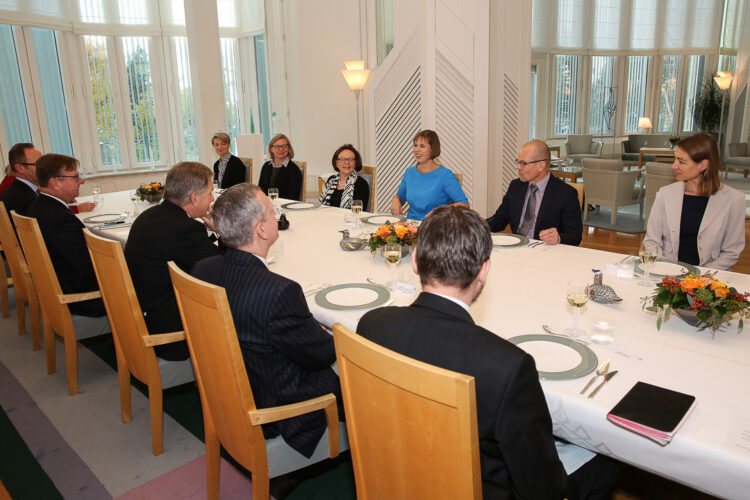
left=518, top=184, right=538, bottom=237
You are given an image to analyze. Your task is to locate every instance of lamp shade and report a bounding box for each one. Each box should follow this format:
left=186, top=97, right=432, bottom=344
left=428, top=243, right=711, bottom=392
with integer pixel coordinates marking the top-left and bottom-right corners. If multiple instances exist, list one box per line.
left=344, top=60, right=366, bottom=70
left=341, top=69, right=370, bottom=91
left=714, top=75, right=732, bottom=90
left=638, top=117, right=653, bottom=129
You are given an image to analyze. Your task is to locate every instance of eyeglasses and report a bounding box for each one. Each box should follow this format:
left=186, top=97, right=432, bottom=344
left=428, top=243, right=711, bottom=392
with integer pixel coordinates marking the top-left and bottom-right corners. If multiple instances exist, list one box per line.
left=515, top=158, right=547, bottom=168
left=337, top=158, right=356, bottom=163
left=54, top=174, right=81, bottom=181
left=271, top=144, right=289, bottom=149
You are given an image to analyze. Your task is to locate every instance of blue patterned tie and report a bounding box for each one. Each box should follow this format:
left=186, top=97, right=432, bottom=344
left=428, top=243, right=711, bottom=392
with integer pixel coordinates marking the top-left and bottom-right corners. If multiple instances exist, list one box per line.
left=519, top=184, right=538, bottom=237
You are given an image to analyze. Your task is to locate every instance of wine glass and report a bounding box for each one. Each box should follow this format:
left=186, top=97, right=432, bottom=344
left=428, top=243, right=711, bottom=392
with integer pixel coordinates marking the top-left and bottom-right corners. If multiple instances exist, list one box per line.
left=384, top=243, right=402, bottom=291
left=565, top=280, right=588, bottom=338
left=638, top=242, right=657, bottom=287
left=128, top=192, right=139, bottom=217
left=212, top=179, right=220, bottom=193
left=92, top=185, right=101, bottom=207
left=268, top=188, right=279, bottom=204
left=351, top=200, right=363, bottom=231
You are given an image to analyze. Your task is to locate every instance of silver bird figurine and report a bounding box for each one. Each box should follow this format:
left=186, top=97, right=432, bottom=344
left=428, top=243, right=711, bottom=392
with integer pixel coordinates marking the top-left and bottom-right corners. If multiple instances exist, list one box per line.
left=586, top=270, right=622, bottom=304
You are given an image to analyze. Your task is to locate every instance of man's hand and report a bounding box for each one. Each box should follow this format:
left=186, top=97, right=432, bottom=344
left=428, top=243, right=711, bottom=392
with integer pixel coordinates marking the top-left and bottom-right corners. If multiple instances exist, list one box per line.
left=390, top=196, right=403, bottom=216
left=539, top=227, right=560, bottom=245
left=76, top=202, right=96, bottom=213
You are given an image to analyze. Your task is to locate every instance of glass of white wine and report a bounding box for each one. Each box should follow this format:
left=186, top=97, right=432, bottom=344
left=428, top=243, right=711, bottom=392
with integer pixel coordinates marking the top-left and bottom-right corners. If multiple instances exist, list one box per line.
left=128, top=192, right=139, bottom=217
left=638, top=242, right=657, bottom=286
left=565, top=280, right=588, bottom=338
left=384, top=243, right=402, bottom=291
left=213, top=180, right=220, bottom=193
left=92, top=185, right=101, bottom=207
left=268, top=188, right=279, bottom=203
left=351, top=200, right=363, bottom=230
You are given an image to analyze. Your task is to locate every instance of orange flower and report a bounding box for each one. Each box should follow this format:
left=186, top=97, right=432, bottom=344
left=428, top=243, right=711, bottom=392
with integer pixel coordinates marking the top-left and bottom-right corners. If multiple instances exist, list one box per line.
left=408, top=225, right=418, bottom=233
left=394, top=226, right=409, bottom=239
left=376, top=226, right=392, bottom=239
left=679, top=277, right=708, bottom=294
left=709, top=280, right=727, bottom=291
left=714, top=287, right=730, bottom=298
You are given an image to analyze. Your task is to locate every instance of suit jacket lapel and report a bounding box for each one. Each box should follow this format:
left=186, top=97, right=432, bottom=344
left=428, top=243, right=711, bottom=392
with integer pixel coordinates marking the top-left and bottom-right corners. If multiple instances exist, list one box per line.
left=510, top=180, right=529, bottom=232
left=698, top=185, right=727, bottom=236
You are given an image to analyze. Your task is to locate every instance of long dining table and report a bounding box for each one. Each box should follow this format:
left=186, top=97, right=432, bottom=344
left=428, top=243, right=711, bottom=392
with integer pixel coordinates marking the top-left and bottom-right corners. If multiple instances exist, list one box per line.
left=79, top=190, right=750, bottom=498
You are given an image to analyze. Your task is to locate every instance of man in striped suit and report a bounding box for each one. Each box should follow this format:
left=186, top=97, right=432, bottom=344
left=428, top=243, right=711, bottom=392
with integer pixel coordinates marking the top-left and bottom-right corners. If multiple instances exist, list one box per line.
left=192, top=184, right=341, bottom=459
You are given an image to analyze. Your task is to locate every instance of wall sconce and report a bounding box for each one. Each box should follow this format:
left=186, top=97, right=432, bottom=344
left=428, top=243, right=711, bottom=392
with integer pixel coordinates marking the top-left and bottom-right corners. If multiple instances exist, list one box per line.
left=340, top=60, right=371, bottom=148
left=637, top=117, right=653, bottom=133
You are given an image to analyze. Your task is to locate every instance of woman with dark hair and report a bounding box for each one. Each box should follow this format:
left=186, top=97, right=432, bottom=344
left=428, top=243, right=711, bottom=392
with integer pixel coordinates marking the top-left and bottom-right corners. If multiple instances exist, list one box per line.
left=390, top=130, right=468, bottom=221
left=319, top=144, right=370, bottom=209
left=643, top=133, right=745, bottom=270
left=258, top=134, right=303, bottom=200
left=211, top=132, right=246, bottom=189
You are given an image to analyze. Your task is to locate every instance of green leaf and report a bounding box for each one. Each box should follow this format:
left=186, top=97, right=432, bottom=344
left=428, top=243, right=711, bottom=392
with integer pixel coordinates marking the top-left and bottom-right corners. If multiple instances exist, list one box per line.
left=656, top=316, right=662, bottom=330
left=739, top=318, right=744, bottom=334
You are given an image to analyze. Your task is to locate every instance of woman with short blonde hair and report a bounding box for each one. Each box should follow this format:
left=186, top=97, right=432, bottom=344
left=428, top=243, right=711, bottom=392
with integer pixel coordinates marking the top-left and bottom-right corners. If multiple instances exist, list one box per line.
left=258, top=134, right=303, bottom=201
left=211, top=133, right=246, bottom=189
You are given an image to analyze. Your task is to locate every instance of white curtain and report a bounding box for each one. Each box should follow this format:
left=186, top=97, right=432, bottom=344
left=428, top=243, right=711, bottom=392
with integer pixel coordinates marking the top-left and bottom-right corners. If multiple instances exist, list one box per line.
left=720, top=0, right=745, bottom=53
left=532, top=0, right=724, bottom=54
left=0, top=0, right=264, bottom=36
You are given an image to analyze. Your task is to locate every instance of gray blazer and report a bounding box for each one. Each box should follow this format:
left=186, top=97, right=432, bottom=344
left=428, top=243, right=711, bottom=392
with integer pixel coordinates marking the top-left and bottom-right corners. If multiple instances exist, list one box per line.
left=643, top=182, right=745, bottom=270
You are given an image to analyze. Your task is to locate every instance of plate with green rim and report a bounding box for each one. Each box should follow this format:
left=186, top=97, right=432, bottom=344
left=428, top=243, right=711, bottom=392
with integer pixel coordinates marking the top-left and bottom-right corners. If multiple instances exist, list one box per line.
left=361, top=214, right=407, bottom=226
left=491, top=233, right=529, bottom=248
left=315, top=283, right=391, bottom=310
left=633, top=258, right=698, bottom=279
left=82, top=213, right=126, bottom=224
left=507, top=334, right=598, bottom=380
left=281, top=201, right=320, bottom=210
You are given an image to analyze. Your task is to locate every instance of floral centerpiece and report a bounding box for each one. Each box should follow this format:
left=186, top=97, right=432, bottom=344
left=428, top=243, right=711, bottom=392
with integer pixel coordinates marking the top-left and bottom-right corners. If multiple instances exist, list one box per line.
left=136, top=182, right=165, bottom=202
left=367, top=221, right=418, bottom=254
left=641, top=273, right=750, bottom=334
left=669, top=135, right=680, bottom=148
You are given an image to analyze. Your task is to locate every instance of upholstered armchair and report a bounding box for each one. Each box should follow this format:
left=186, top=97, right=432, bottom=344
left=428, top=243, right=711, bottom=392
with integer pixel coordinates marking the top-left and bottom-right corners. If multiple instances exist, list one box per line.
left=725, top=142, right=750, bottom=177
left=565, top=135, right=603, bottom=165
left=582, top=158, right=644, bottom=225
left=644, top=162, right=677, bottom=222
left=621, top=135, right=672, bottom=164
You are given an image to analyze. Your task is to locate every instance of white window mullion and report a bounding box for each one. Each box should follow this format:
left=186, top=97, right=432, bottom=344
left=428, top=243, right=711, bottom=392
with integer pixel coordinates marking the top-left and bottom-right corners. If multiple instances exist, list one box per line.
left=111, top=36, right=133, bottom=171
left=148, top=36, right=170, bottom=169
left=12, top=26, right=43, bottom=149
left=161, top=36, right=184, bottom=164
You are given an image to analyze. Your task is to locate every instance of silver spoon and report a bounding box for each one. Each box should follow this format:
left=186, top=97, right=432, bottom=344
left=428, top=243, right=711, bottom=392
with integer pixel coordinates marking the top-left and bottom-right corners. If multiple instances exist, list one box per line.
left=580, top=359, right=610, bottom=395
left=366, top=277, right=388, bottom=288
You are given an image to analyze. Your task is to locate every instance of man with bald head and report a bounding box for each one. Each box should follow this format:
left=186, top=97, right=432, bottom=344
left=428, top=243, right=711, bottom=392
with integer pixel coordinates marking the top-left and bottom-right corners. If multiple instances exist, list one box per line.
left=487, top=140, right=582, bottom=245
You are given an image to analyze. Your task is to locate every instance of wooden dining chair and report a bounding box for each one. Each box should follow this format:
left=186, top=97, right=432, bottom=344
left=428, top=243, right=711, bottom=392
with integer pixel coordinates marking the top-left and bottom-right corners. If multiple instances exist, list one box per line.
left=0, top=203, right=40, bottom=350
left=84, top=229, right=194, bottom=455
left=0, top=242, right=8, bottom=319
left=168, top=262, right=343, bottom=500
left=11, top=211, right=104, bottom=396
left=332, top=323, right=482, bottom=499
left=295, top=160, right=307, bottom=201
left=361, top=165, right=377, bottom=212
left=238, top=156, right=253, bottom=183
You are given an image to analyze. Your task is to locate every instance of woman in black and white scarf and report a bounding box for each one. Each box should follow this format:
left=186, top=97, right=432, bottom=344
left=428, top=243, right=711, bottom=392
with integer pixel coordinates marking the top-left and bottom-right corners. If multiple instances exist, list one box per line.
left=319, top=144, right=370, bottom=210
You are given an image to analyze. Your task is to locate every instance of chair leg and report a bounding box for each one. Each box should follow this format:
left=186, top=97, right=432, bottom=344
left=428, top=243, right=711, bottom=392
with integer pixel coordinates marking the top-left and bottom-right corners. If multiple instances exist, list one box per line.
left=16, top=293, right=25, bottom=336
left=583, top=203, right=589, bottom=220
left=63, top=328, right=78, bottom=396
left=116, top=352, right=132, bottom=424
left=44, top=321, right=56, bottom=374
left=611, top=206, right=618, bottom=225
left=29, top=296, right=40, bottom=351
left=205, top=418, right=221, bottom=500
left=252, top=469, right=270, bottom=500
left=148, top=383, right=163, bottom=456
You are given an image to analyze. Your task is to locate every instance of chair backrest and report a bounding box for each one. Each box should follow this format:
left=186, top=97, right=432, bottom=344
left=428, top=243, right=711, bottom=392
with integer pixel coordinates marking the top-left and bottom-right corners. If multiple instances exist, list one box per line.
left=569, top=183, right=584, bottom=209
left=0, top=203, right=31, bottom=300
left=360, top=165, right=376, bottom=212
left=645, top=162, right=676, bottom=177
left=565, top=135, right=593, bottom=155
left=582, top=168, right=641, bottom=204
left=295, top=160, right=307, bottom=201
left=582, top=158, right=624, bottom=171
left=11, top=212, right=71, bottom=332
left=729, top=142, right=748, bottom=157
left=168, top=262, right=267, bottom=471
left=238, top=157, right=253, bottom=183
left=332, top=323, right=481, bottom=499
left=83, top=229, right=157, bottom=383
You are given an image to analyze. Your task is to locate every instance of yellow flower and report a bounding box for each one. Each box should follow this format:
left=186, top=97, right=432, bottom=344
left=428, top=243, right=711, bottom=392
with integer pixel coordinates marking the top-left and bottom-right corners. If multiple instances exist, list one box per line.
left=709, top=280, right=727, bottom=291
left=679, top=277, right=707, bottom=294
left=714, top=287, right=730, bottom=298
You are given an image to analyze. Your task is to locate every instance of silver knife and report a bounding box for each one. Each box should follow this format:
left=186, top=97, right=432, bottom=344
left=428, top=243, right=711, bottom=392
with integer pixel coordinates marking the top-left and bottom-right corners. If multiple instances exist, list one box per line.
left=588, top=370, right=618, bottom=399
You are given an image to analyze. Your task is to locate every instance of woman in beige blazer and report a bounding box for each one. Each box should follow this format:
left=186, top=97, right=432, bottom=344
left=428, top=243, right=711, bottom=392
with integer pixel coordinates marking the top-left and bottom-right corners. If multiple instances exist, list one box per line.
left=644, top=133, right=745, bottom=270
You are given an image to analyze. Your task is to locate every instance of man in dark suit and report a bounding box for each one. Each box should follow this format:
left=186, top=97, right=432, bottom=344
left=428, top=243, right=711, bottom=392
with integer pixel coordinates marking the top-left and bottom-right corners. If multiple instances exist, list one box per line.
left=126, top=162, right=223, bottom=361
left=25, top=154, right=106, bottom=319
left=2, top=142, right=41, bottom=217
left=192, top=184, right=340, bottom=459
left=487, top=140, right=582, bottom=245
left=358, top=206, right=616, bottom=499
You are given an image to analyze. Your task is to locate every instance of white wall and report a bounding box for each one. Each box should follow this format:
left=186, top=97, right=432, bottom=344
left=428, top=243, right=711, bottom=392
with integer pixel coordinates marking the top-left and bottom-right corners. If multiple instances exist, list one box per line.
left=282, top=0, right=365, bottom=186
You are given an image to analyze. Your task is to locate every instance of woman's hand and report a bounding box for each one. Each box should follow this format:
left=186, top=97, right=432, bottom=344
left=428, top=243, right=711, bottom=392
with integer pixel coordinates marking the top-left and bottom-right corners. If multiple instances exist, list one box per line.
left=391, top=196, right=403, bottom=216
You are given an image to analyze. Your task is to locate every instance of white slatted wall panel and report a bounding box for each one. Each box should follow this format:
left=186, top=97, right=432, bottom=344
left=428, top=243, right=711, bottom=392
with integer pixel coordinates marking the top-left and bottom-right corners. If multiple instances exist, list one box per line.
left=435, top=51, right=474, bottom=203
left=501, top=73, right=520, bottom=191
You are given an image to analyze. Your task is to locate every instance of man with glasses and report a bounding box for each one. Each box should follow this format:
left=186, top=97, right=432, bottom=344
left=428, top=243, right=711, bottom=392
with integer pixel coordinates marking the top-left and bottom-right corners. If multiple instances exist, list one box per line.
left=1, top=142, right=41, bottom=217
left=26, top=154, right=107, bottom=320
left=487, top=140, right=582, bottom=245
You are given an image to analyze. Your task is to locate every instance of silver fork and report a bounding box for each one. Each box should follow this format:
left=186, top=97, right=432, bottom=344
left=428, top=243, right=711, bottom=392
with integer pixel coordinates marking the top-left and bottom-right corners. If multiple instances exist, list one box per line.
left=304, top=283, right=331, bottom=297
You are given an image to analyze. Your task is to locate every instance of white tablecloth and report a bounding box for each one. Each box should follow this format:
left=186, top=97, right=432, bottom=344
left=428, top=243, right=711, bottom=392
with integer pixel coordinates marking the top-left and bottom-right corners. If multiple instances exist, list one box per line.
left=79, top=192, right=750, bottom=498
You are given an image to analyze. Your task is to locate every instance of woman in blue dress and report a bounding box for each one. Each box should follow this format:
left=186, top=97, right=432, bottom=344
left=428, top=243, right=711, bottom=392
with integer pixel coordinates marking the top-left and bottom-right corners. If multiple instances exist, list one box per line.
left=390, top=130, right=468, bottom=221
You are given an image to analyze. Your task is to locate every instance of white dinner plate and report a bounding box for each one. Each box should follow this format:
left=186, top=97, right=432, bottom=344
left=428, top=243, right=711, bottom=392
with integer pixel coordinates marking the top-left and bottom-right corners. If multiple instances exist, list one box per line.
left=315, top=283, right=391, bottom=310
left=281, top=201, right=319, bottom=210
left=491, top=233, right=529, bottom=247
left=361, top=215, right=407, bottom=226
left=507, top=334, right=598, bottom=380
left=82, top=213, right=126, bottom=224
left=634, top=258, right=698, bottom=278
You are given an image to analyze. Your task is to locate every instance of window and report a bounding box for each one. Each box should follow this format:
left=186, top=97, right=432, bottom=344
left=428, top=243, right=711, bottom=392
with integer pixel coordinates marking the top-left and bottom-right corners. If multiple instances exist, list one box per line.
left=84, top=35, right=121, bottom=166
left=657, top=56, right=679, bottom=133
left=30, top=28, right=73, bottom=155
left=376, top=0, right=394, bottom=65
left=718, top=55, right=736, bottom=74
left=254, top=34, right=271, bottom=146
left=122, top=37, right=160, bottom=163
left=529, top=65, right=537, bottom=140
left=682, top=55, right=706, bottom=132
left=173, top=37, right=197, bottom=159
left=0, top=25, right=32, bottom=147
left=553, top=55, right=578, bottom=136
left=589, top=56, right=615, bottom=134
left=624, top=56, right=649, bottom=133
left=220, top=37, right=241, bottom=150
